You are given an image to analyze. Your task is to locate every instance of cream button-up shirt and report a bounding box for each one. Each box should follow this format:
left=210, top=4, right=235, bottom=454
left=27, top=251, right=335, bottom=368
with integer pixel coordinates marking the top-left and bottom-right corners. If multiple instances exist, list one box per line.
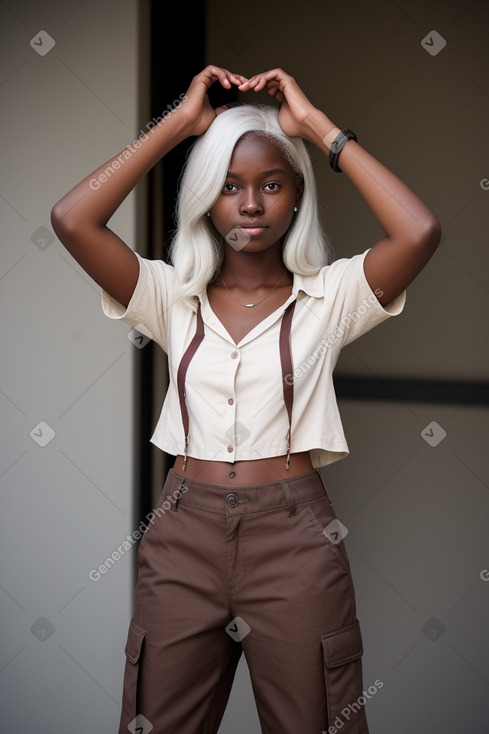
left=102, top=249, right=405, bottom=469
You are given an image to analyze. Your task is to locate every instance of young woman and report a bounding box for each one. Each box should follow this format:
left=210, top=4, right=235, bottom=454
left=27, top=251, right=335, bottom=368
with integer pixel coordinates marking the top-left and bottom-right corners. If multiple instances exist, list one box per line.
left=51, top=65, right=440, bottom=734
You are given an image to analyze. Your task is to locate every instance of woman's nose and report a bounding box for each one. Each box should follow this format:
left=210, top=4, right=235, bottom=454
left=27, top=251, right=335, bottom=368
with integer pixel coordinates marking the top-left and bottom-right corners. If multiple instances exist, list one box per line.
left=239, top=190, right=263, bottom=214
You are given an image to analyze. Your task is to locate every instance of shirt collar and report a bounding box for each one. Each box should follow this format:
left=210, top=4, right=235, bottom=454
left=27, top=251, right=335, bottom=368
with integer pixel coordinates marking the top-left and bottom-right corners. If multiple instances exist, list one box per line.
left=292, top=268, right=325, bottom=298
left=197, top=267, right=326, bottom=303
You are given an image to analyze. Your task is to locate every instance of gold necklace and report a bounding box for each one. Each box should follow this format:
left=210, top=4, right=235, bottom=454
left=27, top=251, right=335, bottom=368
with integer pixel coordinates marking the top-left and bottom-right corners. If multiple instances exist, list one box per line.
left=219, top=268, right=288, bottom=307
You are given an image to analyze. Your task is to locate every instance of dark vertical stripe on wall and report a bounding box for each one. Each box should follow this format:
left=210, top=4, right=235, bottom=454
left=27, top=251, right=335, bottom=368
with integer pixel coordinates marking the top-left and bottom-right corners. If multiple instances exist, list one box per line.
left=137, top=1, right=205, bottom=527
left=137, top=1, right=240, bottom=526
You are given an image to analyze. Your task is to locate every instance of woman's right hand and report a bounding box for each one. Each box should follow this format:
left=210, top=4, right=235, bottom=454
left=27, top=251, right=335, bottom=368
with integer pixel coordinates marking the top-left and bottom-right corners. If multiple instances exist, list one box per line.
left=50, top=65, right=248, bottom=311
left=181, top=65, right=248, bottom=136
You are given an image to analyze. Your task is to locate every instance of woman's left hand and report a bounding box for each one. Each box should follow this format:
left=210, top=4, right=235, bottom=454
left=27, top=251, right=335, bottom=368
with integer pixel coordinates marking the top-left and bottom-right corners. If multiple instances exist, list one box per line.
left=237, top=68, right=326, bottom=139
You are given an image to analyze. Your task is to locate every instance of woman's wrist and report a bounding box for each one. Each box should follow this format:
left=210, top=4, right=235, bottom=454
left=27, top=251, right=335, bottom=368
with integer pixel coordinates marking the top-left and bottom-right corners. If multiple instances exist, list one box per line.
left=322, top=124, right=342, bottom=151
left=146, top=104, right=193, bottom=147
left=300, top=109, right=340, bottom=150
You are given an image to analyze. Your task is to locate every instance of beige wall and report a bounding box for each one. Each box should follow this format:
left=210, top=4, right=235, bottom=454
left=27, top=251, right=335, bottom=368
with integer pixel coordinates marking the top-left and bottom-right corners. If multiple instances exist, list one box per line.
left=0, top=1, right=144, bottom=731
left=207, top=1, right=489, bottom=732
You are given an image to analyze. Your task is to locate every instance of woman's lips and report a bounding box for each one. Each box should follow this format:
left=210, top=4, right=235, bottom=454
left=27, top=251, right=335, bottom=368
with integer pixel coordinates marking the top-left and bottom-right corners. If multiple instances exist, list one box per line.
left=239, top=225, right=268, bottom=236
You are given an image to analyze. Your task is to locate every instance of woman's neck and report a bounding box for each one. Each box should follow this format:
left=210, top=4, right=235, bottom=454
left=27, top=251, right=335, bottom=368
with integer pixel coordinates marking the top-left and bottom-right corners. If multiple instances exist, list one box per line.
left=216, top=247, right=292, bottom=290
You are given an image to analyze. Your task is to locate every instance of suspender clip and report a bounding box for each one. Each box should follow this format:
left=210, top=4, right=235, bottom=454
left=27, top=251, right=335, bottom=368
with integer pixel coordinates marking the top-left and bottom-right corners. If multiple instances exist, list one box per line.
left=285, top=428, right=291, bottom=471
left=182, top=433, right=189, bottom=472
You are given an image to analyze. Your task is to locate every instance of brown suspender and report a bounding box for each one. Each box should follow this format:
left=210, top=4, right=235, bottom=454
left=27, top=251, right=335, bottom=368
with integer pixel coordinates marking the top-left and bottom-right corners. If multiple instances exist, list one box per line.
left=176, top=299, right=297, bottom=472
left=280, top=299, right=296, bottom=469
left=176, top=302, right=206, bottom=471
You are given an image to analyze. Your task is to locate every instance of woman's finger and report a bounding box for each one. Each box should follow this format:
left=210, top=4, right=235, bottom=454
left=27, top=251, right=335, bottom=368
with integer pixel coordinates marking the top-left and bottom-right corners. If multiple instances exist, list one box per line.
left=253, top=76, right=272, bottom=92
left=243, top=69, right=291, bottom=95
left=269, top=88, right=284, bottom=102
left=217, top=68, right=248, bottom=88
left=242, top=72, right=272, bottom=89
left=200, top=66, right=248, bottom=90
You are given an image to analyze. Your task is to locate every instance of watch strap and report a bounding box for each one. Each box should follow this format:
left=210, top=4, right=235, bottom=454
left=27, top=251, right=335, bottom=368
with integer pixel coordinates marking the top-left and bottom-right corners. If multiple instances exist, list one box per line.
left=329, top=128, right=357, bottom=173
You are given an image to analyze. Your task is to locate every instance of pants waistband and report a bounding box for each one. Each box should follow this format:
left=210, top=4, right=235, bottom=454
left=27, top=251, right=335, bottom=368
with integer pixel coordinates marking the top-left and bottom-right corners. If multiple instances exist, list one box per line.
left=165, top=467, right=329, bottom=516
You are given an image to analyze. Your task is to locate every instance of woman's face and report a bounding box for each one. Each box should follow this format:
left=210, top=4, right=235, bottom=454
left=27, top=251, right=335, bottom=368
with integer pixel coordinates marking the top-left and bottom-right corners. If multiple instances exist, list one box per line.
left=208, top=134, right=303, bottom=254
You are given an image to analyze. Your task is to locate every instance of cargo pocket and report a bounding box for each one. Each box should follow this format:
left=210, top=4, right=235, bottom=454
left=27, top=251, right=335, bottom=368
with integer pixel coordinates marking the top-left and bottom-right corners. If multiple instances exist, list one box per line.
left=118, top=620, right=147, bottom=733
left=321, top=618, right=369, bottom=733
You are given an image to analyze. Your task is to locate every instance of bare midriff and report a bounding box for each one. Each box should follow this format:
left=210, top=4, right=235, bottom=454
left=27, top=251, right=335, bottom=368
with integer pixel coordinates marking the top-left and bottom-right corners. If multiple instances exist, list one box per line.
left=172, top=451, right=314, bottom=484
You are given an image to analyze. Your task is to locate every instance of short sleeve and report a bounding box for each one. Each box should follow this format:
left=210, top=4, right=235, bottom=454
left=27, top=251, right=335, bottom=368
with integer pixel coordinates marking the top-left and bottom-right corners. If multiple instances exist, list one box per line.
left=101, top=252, right=176, bottom=353
left=323, top=249, right=406, bottom=350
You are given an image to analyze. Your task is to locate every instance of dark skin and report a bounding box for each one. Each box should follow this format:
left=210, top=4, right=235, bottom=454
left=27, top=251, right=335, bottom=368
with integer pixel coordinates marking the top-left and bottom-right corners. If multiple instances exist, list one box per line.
left=51, top=64, right=441, bottom=484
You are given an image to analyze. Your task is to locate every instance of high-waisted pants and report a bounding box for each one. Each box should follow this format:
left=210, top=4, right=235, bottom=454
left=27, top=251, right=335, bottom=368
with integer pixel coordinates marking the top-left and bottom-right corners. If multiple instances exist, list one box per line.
left=118, top=467, right=370, bottom=734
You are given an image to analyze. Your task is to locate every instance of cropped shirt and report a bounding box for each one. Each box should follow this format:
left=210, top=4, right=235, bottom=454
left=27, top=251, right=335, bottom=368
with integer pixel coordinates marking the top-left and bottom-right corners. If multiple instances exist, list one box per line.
left=101, top=249, right=406, bottom=469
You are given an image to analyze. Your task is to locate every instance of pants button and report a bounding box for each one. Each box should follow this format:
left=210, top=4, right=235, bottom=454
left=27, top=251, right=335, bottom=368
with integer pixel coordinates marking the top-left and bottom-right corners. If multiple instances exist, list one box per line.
left=226, top=493, right=239, bottom=508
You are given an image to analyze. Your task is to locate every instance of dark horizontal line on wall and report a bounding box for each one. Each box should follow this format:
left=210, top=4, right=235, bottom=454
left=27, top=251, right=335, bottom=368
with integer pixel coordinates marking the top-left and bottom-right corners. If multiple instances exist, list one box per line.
left=333, top=377, right=489, bottom=405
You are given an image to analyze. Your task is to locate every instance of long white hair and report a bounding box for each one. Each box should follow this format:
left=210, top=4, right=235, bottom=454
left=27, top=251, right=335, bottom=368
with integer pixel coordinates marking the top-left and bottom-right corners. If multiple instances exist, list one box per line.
left=168, top=103, right=332, bottom=312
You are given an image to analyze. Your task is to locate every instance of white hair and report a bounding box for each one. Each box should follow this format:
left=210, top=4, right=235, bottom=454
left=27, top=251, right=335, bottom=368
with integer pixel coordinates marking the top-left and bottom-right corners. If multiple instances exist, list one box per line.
left=168, top=103, right=332, bottom=312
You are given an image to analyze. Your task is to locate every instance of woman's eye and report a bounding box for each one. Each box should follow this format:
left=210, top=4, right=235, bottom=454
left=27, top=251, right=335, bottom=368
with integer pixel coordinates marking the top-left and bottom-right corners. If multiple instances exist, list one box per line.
left=223, top=183, right=237, bottom=192
left=264, top=182, right=280, bottom=191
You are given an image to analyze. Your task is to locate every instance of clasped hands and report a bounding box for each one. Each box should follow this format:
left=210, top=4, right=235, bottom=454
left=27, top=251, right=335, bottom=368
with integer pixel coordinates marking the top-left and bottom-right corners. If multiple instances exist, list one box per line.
left=182, top=64, right=335, bottom=144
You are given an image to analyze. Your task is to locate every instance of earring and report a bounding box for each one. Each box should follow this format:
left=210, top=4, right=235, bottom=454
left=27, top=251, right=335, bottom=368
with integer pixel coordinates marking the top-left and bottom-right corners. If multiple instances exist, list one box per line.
left=206, top=212, right=211, bottom=217
left=294, top=206, right=298, bottom=212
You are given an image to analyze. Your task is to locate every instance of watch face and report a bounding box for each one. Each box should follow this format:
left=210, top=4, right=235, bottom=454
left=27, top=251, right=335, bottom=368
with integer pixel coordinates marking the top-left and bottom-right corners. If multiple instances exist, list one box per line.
left=332, top=134, right=346, bottom=152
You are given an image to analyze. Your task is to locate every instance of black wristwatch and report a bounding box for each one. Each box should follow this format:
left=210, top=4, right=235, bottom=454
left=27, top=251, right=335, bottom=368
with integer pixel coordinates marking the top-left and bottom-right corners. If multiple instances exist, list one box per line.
left=329, top=129, right=358, bottom=173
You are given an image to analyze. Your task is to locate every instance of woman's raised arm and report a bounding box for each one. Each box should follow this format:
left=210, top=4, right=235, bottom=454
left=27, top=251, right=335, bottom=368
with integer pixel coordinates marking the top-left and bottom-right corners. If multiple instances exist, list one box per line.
left=51, top=65, right=247, bottom=308
left=238, top=68, right=442, bottom=306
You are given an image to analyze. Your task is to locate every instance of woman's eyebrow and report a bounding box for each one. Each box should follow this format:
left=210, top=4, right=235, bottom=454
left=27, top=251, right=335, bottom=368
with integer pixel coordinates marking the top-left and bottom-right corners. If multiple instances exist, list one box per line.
left=226, top=168, right=287, bottom=178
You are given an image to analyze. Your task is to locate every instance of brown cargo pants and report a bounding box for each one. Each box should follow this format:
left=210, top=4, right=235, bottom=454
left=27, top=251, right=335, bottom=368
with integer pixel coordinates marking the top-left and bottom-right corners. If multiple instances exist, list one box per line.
left=118, top=467, right=370, bottom=734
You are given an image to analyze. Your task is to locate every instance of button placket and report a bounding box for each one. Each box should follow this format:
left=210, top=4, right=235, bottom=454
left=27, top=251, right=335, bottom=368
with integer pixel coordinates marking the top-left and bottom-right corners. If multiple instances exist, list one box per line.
left=225, top=348, right=240, bottom=456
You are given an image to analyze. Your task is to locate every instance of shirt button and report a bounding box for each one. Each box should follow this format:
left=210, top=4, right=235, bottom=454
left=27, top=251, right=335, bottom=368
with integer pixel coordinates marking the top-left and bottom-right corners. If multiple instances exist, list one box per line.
left=228, top=398, right=234, bottom=405
left=231, top=351, right=238, bottom=359
left=227, top=445, right=234, bottom=453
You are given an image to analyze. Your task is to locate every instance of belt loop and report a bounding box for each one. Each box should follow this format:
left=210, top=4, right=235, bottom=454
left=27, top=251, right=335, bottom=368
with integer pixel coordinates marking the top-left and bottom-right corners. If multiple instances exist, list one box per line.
left=315, top=468, right=331, bottom=503
left=280, top=479, right=297, bottom=516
